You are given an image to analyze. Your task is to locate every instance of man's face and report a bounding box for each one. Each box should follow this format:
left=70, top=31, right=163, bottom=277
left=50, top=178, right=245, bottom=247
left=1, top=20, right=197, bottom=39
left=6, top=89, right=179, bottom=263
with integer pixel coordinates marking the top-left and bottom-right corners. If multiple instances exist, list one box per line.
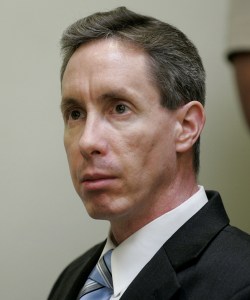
left=61, top=39, right=179, bottom=224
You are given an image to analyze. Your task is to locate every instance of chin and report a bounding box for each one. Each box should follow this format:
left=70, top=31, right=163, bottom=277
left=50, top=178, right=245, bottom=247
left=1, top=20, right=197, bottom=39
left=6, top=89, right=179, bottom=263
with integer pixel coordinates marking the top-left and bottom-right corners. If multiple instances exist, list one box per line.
left=83, top=200, right=115, bottom=220
left=82, top=193, right=131, bottom=220
left=85, top=202, right=129, bottom=221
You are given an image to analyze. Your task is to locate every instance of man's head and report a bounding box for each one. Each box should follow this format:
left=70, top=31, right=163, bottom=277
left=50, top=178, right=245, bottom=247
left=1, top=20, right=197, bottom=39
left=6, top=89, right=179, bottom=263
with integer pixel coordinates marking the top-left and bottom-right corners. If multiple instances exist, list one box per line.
left=60, top=7, right=205, bottom=239
left=60, top=7, right=205, bottom=173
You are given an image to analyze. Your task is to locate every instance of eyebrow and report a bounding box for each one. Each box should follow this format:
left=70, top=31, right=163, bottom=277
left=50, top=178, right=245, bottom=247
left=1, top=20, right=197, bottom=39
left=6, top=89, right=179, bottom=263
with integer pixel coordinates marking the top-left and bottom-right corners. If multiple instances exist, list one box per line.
left=60, top=98, right=81, bottom=113
left=97, top=88, right=134, bottom=102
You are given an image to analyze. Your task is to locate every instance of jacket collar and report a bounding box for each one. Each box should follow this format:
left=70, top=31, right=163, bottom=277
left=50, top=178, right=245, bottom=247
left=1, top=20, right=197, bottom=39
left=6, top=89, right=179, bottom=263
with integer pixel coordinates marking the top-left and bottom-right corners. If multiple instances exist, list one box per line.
left=164, top=190, right=229, bottom=271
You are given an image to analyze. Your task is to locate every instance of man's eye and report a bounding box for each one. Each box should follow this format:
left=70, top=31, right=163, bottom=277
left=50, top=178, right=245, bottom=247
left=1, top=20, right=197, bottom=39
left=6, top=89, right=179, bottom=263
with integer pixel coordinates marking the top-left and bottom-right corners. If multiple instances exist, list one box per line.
left=115, top=104, right=128, bottom=114
left=70, top=110, right=82, bottom=120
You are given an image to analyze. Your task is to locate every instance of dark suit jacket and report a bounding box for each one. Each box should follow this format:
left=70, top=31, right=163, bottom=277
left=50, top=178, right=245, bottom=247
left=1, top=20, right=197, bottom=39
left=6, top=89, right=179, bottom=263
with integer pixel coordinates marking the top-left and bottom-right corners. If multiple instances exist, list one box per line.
left=48, top=191, right=250, bottom=299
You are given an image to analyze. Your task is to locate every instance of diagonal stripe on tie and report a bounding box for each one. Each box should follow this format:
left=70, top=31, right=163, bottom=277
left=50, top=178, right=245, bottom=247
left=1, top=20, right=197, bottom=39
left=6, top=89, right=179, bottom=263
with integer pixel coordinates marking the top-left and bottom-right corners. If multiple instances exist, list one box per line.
left=78, top=250, right=113, bottom=300
left=80, top=280, right=103, bottom=295
left=96, top=253, right=112, bottom=288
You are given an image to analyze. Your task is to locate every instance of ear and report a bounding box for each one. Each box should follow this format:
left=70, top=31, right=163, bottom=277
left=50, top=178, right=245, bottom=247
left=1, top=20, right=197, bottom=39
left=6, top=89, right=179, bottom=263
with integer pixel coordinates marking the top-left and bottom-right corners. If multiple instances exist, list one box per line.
left=175, top=101, right=206, bottom=153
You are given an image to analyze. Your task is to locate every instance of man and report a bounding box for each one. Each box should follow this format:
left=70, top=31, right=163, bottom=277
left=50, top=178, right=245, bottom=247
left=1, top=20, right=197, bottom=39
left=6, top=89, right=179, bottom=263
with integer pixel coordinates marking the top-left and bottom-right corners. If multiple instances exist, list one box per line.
left=48, top=7, right=250, bottom=300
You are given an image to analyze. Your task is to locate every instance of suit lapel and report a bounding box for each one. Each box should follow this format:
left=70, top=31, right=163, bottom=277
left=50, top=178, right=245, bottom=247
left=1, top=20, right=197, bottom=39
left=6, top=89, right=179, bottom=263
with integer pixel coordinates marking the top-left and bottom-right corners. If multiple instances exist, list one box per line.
left=120, top=247, right=181, bottom=300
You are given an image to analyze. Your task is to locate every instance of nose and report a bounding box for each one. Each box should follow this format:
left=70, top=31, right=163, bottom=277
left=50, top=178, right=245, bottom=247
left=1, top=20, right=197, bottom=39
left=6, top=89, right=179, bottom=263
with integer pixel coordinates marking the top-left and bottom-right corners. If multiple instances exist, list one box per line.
left=78, top=114, right=108, bottom=159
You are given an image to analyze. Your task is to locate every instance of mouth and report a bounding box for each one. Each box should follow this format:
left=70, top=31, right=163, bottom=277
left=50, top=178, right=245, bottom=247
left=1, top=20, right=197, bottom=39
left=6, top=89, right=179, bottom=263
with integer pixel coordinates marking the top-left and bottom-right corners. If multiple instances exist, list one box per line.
left=81, top=174, right=117, bottom=191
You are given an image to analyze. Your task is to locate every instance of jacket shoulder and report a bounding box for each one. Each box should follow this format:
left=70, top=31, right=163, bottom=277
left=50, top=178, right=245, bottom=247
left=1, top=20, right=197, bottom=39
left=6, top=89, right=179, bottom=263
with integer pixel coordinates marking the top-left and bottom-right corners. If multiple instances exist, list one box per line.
left=219, top=225, right=250, bottom=266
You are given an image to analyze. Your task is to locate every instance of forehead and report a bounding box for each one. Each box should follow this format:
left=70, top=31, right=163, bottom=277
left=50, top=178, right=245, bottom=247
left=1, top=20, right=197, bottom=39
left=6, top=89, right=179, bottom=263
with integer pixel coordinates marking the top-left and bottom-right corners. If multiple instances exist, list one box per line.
left=61, top=38, right=158, bottom=100
left=62, top=38, right=153, bottom=81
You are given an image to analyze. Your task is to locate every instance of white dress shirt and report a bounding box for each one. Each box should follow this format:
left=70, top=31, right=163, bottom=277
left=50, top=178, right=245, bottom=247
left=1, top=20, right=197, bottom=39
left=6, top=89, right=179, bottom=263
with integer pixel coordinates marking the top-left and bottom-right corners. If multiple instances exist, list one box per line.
left=100, top=186, right=208, bottom=299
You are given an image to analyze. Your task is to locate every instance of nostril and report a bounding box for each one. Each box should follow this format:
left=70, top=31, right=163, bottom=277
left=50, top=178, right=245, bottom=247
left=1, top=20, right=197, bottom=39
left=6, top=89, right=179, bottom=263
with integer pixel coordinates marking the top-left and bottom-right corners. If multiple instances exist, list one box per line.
left=91, top=150, right=101, bottom=155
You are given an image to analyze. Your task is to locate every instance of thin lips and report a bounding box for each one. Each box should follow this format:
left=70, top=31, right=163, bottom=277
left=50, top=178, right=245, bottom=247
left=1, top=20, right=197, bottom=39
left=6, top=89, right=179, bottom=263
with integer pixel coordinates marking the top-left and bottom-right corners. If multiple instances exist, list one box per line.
left=81, top=173, right=116, bottom=182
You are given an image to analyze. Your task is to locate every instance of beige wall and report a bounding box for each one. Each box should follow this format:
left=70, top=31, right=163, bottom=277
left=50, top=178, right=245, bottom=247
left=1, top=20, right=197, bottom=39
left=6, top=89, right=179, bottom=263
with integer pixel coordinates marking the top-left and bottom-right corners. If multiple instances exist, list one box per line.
left=1, top=0, right=249, bottom=299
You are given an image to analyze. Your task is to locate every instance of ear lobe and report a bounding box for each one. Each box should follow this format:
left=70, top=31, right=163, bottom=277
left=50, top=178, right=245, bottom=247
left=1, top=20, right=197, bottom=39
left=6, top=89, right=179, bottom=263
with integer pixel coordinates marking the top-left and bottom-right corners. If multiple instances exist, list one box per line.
left=175, top=101, right=206, bottom=153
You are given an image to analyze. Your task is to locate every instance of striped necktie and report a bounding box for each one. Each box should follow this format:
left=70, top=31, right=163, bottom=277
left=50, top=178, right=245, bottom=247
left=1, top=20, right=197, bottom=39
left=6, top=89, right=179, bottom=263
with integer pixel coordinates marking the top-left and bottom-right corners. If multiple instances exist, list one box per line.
left=78, top=250, right=113, bottom=300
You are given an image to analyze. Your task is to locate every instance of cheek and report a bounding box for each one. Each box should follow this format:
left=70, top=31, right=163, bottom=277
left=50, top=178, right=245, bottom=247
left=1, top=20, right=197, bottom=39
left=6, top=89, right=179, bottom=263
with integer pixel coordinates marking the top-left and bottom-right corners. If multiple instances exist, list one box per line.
left=122, top=123, right=176, bottom=178
left=64, top=134, right=80, bottom=179
left=64, top=136, right=73, bottom=166
left=120, top=130, right=162, bottom=171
